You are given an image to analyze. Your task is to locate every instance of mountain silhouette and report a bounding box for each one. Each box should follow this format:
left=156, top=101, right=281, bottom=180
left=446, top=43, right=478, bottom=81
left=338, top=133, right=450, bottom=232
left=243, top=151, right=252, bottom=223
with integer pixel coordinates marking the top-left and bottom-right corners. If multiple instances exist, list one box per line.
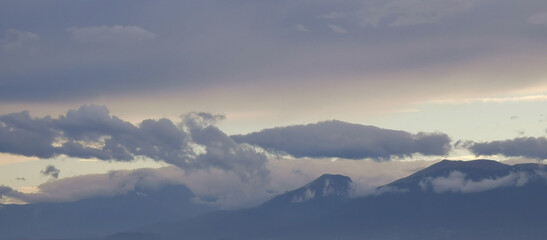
left=115, top=159, right=547, bottom=240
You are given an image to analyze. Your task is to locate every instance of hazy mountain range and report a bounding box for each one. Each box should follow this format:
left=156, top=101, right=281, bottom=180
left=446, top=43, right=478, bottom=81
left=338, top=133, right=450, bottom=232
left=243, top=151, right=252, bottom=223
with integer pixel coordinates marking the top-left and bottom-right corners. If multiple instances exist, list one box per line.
left=1, top=159, right=546, bottom=240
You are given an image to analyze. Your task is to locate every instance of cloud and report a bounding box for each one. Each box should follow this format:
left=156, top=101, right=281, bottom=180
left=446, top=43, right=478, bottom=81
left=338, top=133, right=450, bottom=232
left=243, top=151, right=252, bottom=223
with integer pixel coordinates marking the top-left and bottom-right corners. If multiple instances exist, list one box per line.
left=0, top=186, right=13, bottom=198
left=327, top=24, right=348, bottom=33
left=295, top=24, right=310, bottom=32
left=358, top=0, right=485, bottom=27
left=291, top=188, right=316, bottom=203
left=232, top=120, right=451, bottom=160
left=0, top=166, right=269, bottom=209
left=468, top=137, right=547, bottom=160
left=67, top=25, right=156, bottom=44
left=1, top=29, right=39, bottom=50
left=0, top=167, right=186, bottom=203
left=41, top=165, right=60, bottom=179
left=528, top=11, right=547, bottom=25
left=0, top=105, right=269, bottom=182
left=1, top=0, right=546, bottom=117
left=419, top=170, right=535, bottom=193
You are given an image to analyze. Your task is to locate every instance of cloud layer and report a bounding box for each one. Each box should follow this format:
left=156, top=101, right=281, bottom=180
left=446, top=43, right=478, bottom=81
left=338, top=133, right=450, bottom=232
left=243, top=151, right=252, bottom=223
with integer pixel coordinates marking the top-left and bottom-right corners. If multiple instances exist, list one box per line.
left=232, top=120, right=451, bottom=160
left=1, top=0, right=546, bottom=117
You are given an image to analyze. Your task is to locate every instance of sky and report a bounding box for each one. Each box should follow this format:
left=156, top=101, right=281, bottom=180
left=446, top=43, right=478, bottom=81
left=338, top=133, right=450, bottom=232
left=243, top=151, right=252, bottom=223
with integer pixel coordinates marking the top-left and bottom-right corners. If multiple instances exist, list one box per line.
left=1, top=0, right=547, bottom=209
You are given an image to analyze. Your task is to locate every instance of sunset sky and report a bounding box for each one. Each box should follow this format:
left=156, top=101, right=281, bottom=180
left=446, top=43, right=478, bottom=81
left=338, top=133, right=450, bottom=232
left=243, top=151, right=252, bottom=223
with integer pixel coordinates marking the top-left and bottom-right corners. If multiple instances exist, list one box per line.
left=1, top=0, right=547, bottom=208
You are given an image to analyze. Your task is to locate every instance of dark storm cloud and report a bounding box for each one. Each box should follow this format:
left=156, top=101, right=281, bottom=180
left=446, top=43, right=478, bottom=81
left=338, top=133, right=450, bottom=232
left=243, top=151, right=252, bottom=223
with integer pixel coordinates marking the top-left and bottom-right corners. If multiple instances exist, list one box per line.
left=41, top=165, right=60, bottom=179
left=468, top=137, right=547, bottom=160
left=232, top=120, right=451, bottom=160
left=0, top=105, right=269, bottom=181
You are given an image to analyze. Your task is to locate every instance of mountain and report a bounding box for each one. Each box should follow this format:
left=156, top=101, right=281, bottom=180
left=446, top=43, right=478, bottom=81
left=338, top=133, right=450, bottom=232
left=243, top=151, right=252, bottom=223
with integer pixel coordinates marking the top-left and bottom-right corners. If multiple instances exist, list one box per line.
left=263, top=173, right=352, bottom=206
left=0, top=184, right=215, bottom=240
left=319, top=160, right=547, bottom=239
left=112, top=159, right=547, bottom=240
left=388, top=159, right=536, bottom=190
left=129, top=174, right=353, bottom=240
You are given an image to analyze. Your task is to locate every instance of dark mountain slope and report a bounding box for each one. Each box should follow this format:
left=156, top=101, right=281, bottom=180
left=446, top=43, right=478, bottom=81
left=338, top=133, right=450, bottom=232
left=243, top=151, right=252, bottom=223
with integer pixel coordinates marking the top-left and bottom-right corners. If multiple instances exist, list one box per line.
left=134, top=174, right=353, bottom=240
left=0, top=185, right=214, bottom=240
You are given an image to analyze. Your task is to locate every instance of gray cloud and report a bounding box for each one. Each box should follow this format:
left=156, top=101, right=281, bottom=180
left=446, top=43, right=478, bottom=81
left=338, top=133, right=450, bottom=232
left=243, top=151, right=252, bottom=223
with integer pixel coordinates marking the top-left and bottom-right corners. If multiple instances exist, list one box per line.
left=419, top=170, right=536, bottom=193
left=232, top=120, right=451, bottom=160
left=1, top=0, right=546, bottom=108
left=468, top=137, right=547, bottom=160
left=41, top=165, right=60, bottom=179
left=0, top=105, right=268, bottom=182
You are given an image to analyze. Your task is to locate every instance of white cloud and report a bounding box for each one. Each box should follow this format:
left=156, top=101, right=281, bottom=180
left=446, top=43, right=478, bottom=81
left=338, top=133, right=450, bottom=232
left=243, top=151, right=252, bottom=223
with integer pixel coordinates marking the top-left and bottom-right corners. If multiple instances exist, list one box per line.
left=291, top=188, right=315, bottom=203
left=67, top=25, right=156, bottom=44
left=528, top=11, right=547, bottom=25
left=419, top=170, right=535, bottom=193
left=327, top=24, right=348, bottom=33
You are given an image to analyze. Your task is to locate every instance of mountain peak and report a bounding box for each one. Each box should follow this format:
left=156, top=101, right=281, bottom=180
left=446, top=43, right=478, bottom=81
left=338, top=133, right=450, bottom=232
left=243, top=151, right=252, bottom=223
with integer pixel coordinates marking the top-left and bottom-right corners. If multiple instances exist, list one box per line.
left=263, top=174, right=352, bottom=206
left=388, top=159, right=546, bottom=191
left=299, top=174, right=352, bottom=200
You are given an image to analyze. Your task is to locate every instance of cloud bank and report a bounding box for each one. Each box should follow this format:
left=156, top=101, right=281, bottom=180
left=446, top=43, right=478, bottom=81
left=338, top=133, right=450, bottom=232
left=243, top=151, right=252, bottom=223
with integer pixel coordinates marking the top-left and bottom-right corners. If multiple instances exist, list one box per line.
left=467, top=137, right=547, bottom=160
left=232, top=120, right=451, bottom=160
left=0, top=105, right=268, bottom=182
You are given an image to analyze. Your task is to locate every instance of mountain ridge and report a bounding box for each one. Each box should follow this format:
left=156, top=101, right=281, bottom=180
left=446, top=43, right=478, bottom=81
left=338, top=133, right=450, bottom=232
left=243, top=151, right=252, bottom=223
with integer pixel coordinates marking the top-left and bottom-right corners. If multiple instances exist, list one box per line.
left=118, top=159, right=547, bottom=240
